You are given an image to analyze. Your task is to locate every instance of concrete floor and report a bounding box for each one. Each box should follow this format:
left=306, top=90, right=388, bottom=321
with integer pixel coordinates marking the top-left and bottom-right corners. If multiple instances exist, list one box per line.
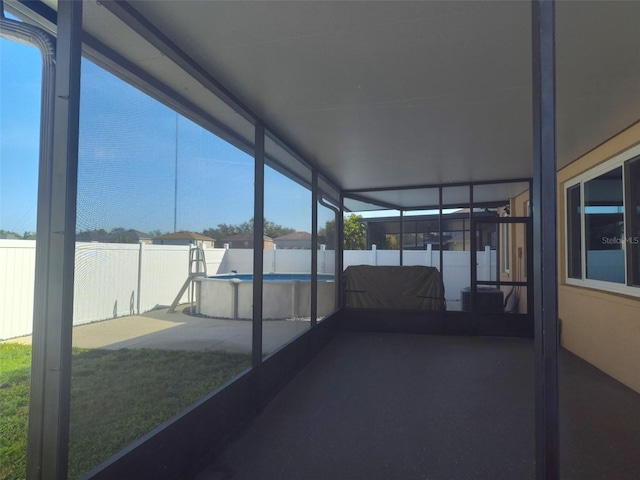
left=4, top=305, right=310, bottom=354
left=197, top=331, right=640, bottom=480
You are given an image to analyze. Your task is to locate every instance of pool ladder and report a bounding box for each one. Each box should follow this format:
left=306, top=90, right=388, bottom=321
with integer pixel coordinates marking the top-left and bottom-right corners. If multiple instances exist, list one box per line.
left=168, top=245, right=207, bottom=313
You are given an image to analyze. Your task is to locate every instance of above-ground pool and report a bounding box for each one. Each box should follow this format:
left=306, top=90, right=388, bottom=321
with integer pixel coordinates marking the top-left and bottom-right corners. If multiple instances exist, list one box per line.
left=195, top=273, right=335, bottom=320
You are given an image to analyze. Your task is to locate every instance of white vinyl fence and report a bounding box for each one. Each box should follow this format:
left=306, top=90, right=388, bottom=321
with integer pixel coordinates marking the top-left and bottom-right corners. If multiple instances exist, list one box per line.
left=1, top=241, right=494, bottom=339
left=218, top=246, right=336, bottom=275
left=1, top=240, right=36, bottom=340
left=2, top=241, right=204, bottom=339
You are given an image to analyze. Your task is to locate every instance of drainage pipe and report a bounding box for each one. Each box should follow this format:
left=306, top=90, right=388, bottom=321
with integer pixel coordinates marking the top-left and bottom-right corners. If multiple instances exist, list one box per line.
left=0, top=3, right=62, bottom=478
left=1, top=10, right=58, bottom=479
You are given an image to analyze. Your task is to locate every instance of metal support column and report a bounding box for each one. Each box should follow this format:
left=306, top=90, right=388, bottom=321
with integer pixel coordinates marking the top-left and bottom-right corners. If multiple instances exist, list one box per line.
left=311, top=171, right=318, bottom=326
left=532, top=0, right=560, bottom=479
left=252, top=124, right=265, bottom=367
left=495, top=222, right=501, bottom=288
left=469, top=185, right=477, bottom=313
left=337, top=194, right=345, bottom=308
left=528, top=179, right=535, bottom=313
left=26, top=1, right=82, bottom=478
left=438, top=187, right=444, bottom=276
left=399, top=210, right=404, bottom=266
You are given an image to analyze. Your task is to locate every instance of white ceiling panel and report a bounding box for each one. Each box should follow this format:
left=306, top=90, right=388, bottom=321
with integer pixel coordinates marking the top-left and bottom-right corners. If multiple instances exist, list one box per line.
left=26, top=0, right=639, bottom=209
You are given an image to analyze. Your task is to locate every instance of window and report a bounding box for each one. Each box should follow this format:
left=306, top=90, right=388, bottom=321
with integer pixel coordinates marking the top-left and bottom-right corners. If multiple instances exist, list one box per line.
left=585, top=167, right=624, bottom=283
left=565, top=145, right=640, bottom=294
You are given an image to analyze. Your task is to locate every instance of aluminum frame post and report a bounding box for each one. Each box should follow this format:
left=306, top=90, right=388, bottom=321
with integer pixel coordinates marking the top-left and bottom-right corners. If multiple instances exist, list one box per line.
left=438, top=187, right=444, bottom=276
left=252, top=124, right=265, bottom=367
left=532, top=0, right=560, bottom=479
left=399, top=210, right=404, bottom=266
left=26, top=1, right=82, bottom=478
left=469, top=185, right=477, bottom=313
left=311, top=171, right=318, bottom=326
left=338, top=194, right=345, bottom=308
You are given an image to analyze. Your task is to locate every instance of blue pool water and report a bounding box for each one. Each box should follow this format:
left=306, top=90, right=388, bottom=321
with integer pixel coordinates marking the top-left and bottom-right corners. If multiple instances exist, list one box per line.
left=210, top=273, right=334, bottom=282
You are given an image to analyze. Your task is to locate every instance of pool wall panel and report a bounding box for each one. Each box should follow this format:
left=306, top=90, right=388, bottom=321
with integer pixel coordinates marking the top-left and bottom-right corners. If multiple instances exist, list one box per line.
left=197, top=276, right=335, bottom=320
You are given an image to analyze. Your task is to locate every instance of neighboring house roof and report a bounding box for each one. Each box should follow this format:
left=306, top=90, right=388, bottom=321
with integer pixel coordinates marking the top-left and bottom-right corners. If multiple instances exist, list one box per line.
left=154, top=231, right=214, bottom=241
left=274, top=232, right=312, bottom=241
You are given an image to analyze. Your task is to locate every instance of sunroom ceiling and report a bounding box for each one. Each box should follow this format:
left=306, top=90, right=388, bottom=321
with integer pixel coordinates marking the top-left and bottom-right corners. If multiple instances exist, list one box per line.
left=116, top=0, right=534, bottom=196
left=19, top=0, right=640, bottom=209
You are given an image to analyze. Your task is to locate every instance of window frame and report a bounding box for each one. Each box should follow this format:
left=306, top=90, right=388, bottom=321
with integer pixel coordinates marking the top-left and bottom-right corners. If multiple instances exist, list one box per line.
left=565, top=183, right=583, bottom=280
left=564, top=143, right=640, bottom=297
left=624, top=156, right=640, bottom=287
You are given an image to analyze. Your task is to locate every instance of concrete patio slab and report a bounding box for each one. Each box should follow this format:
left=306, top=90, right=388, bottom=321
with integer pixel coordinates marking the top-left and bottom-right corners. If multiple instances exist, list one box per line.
left=3, top=305, right=310, bottom=354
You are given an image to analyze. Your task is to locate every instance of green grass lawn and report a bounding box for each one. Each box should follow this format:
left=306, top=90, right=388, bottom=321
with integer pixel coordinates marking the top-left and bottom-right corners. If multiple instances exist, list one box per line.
left=0, top=343, right=250, bottom=480
left=0, top=343, right=31, bottom=480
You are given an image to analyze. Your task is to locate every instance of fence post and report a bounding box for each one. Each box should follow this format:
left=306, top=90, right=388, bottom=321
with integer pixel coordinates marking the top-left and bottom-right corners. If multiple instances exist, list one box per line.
left=320, top=244, right=326, bottom=273
left=372, top=244, right=377, bottom=265
left=137, top=242, right=143, bottom=314
left=271, top=244, right=277, bottom=273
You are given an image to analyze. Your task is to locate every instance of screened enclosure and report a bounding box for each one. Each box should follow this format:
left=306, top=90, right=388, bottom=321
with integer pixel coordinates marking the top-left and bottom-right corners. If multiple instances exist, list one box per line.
left=2, top=1, right=640, bottom=480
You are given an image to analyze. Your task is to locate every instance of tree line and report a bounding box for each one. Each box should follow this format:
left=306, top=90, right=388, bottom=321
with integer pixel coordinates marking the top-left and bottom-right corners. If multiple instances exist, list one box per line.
left=202, top=214, right=366, bottom=250
left=69, top=214, right=367, bottom=249
left=0, top=229, right=36, bottom=240
left=201, top=217, right=294, bottom=241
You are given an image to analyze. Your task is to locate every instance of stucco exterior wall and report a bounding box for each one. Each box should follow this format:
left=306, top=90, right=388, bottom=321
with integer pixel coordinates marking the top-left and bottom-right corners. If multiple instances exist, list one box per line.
left=557, top=121, right=640, bottom=393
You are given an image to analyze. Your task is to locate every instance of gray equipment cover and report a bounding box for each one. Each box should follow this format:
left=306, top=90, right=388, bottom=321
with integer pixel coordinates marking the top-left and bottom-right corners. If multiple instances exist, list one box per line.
left=344, top=265, right=445, bottom=311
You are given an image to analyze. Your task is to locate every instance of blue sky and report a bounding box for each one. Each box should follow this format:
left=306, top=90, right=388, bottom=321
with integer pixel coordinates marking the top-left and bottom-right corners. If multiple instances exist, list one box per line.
left=1, top=37, right=329, bottom=235
left=0, top=39, right=42, bottom=234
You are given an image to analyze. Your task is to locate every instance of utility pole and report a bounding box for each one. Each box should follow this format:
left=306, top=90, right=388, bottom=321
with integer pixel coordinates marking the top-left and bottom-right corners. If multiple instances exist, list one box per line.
left=174, top=112, right=178, bottom=232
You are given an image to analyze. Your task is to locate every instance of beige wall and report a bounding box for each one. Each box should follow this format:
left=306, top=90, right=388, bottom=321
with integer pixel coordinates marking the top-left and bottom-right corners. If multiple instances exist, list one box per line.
left=559, top=286, right=640, bottom=392
left=557, top=121, right=640, bottom=393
